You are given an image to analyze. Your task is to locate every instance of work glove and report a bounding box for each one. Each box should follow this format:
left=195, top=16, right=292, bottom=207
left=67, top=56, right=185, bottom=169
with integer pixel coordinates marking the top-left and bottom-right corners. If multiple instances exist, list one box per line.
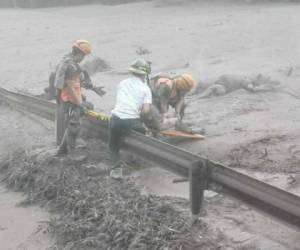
left=80, top=70, right=106, bottom=97
left=92, top=86, right=106, bottom=97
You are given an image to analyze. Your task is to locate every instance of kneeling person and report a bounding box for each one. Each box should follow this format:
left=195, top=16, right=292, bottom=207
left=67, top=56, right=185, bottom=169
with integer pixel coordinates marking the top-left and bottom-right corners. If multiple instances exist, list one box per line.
left=150, top=73, right=196, bottom=133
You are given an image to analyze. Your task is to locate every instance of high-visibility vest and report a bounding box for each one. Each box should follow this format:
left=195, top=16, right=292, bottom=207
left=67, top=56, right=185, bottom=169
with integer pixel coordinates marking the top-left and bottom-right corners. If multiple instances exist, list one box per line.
left=60, top=78, right=82, bottom=104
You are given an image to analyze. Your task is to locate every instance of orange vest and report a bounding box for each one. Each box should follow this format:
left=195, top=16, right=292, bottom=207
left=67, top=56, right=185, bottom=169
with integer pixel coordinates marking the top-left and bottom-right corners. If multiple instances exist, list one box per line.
left=60, top=79, right=82, bottom=104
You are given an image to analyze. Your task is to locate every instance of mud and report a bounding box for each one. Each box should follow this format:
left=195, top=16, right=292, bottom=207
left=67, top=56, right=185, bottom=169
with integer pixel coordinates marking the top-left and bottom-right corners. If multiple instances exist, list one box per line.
left=0, top=141, right=223, bottom=250
left=0, top=106, right=55, bottom=250
left=1, top=1, right=300, bottom=249
left=0, top=185, right=53, bottom=250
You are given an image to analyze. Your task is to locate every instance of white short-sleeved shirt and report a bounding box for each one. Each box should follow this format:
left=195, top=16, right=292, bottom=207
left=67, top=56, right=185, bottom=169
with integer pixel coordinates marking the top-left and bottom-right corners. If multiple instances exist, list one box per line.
left=111, top=75, right=152, bottom=119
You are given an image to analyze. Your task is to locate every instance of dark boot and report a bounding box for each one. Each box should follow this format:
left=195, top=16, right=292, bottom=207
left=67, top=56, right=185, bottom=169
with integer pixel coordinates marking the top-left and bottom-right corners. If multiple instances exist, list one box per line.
left=67, top=130, right=86, bottom=162
left=56, top=131, right=68, bottom=156
left=109, top=150, right=120, bottom=165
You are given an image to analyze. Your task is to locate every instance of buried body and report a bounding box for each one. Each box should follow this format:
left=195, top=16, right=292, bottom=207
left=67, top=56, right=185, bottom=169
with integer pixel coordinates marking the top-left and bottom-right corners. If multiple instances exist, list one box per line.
left=197, top=74, right=289, bottom=98
left=142, top=105, right=204, bottom=135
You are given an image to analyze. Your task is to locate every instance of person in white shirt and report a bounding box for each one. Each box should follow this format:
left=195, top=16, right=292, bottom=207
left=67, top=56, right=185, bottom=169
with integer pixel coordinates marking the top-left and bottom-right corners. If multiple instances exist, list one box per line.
left=109, top=58, right=152, bottom=176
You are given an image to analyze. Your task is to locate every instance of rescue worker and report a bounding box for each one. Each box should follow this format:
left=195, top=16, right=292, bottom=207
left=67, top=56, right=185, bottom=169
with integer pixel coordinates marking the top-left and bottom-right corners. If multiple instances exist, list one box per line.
left=45, top=69, right=105, bottom=103
left=54, top=39, right=92, bottom=161
left=150, top=73, right=196, bottom=132
left=109, top=58, right=152, bottom=178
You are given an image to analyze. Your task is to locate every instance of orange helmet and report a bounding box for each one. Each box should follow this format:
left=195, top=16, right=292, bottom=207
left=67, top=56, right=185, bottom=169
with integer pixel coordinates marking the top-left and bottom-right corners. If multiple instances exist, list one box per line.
left=175, top=74, right=196, bottom=91
left=73, top=39, right=92, bottom=55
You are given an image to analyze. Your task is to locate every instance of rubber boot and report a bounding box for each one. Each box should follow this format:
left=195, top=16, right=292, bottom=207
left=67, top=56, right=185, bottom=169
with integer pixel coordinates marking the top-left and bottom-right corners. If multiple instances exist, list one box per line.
left=67, top=124, right=86, bottom=162
left=76, top=137, right=87, bottom=149
left=56, top=104, right=67, bottom=146
left=109, top=160, right=123, bottom=179
left=110, top=167, right=123, bottom=179
left=109, top=150, right=120, bottom=166
left=56, top=131, right=68, bottom=156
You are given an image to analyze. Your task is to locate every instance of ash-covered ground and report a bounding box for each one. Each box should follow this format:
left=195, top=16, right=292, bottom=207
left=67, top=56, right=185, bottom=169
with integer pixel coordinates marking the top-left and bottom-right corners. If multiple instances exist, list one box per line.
left=0, top=0, right=300, bottom=249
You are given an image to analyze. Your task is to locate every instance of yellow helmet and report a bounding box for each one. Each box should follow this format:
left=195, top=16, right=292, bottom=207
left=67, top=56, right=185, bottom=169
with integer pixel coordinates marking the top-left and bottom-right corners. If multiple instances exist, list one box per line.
left=175, top=74, right=196, bottom=91
left=73, top=39, right=92, bottom=55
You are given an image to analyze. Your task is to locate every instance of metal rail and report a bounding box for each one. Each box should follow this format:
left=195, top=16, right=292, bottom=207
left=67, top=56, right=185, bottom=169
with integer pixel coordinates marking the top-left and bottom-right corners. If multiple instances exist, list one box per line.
left=1, top=86, right=300, bottom=228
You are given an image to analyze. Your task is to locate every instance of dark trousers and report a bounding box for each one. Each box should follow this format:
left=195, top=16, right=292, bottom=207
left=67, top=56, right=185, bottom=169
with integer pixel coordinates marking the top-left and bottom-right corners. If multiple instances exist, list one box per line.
left=108, top=115, right=145, bottom=163
left=58, top=102, right=81, bottom=156
left=56, top=102, right=67, bottom=145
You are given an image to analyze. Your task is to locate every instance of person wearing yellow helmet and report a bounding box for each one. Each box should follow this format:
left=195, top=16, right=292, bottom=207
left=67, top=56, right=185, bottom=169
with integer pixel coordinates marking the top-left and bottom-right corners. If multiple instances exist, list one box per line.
left=149, top=73, right=196, bottom=132
left=72, top=39, right=92, bottom=56
left=46, top=40, right=104, bottom=101
left=53, top=39, right=93, bottom=161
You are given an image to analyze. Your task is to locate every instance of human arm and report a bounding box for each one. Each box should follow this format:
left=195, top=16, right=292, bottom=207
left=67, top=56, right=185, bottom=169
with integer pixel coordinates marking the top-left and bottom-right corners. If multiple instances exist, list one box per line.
left=141, top=105, right=163, bottom=131
left=174, top=96, right=185, bottom=120
left=156, top=83, right=171, bottom=115
left=173, top=88, right=188, bottom=121
left=141, top=86, right=152, bottom=116
left=54, top=64, right=68, bottom=104
left=80, top=70, right=94, bottom=89
left=142, top=103, right=151, bottom=115
left=159, top=98, right=168, bottom=114
left=80, top=70, right=106, bottom=96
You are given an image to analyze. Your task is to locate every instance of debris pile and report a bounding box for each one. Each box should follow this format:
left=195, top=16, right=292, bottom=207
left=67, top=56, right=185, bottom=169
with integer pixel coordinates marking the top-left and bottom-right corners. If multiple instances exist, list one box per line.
left=0, top=149, right=221, bottom=250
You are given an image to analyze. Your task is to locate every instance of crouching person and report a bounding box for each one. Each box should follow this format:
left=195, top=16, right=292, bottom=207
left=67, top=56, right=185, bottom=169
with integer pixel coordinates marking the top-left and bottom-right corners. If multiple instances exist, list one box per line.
left=150, top=73, right=197, bottom=133
left=109, top=58, right=152, bottom=178
left=55, top=39, right=92, bottom=161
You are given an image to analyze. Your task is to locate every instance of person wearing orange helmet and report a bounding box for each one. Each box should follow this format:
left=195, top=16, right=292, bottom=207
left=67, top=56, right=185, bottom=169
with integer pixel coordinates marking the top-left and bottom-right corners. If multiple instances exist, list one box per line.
left=149, top=73, right=196, bottom=132
left=54, top=39, right=92, bottom=161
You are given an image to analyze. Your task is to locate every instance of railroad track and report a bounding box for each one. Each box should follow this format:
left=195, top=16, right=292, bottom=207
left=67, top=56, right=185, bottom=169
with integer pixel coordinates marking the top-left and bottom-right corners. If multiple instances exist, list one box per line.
left=0, top=86, right=300, bottom=229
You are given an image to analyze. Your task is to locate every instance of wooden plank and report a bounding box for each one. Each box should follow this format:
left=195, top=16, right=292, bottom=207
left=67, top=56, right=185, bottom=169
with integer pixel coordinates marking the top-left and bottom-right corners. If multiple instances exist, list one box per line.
left=159, top=130, right=205, bottom=139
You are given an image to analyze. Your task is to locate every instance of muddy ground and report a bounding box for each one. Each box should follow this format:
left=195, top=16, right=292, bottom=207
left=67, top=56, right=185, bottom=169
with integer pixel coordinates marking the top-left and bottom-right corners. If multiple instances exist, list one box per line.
left=0, top=0, right=300, bottom=249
